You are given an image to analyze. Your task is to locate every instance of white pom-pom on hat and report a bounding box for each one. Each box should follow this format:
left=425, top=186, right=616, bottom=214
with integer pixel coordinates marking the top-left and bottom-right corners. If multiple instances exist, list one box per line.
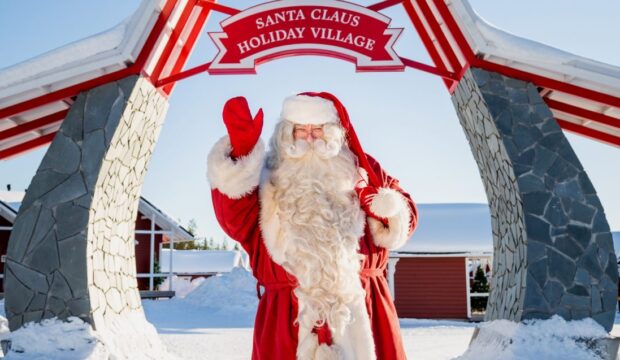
left=280, top=94, right=339, bottom=125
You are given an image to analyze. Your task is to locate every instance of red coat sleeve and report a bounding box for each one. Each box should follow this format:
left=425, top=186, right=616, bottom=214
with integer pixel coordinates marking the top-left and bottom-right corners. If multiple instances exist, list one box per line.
left=211, top=188, right=261, bottom=256
left=364, top=153, right=418, bottom=248
left=207, top=135, right=266, bottom=256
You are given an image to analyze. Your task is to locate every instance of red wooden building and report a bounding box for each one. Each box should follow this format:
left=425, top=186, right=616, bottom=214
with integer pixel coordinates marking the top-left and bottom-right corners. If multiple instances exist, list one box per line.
left=388, top=203, right=493, bottom=320
left=0, top=191, right=194, bottom=292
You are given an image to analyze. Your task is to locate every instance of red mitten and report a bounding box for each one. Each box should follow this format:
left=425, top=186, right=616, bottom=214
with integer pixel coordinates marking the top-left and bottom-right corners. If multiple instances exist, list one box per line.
left=223, top=96, right=264, bottom=159
left=355, top=186, right=388, bottom=226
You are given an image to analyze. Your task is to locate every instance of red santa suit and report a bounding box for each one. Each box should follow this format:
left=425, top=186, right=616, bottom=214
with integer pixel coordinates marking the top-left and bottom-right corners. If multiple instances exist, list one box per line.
left=207, top=93, right=417, bottom=360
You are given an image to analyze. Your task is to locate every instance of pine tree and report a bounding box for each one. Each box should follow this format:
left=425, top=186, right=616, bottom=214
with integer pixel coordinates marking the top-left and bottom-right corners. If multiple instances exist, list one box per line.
left=471, top=265, right=490, bottom=312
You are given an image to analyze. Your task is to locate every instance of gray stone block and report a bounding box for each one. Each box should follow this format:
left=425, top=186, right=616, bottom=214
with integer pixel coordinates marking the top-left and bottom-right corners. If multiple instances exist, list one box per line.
left=54, top=202, right=89, bottom=240
left=525, top=214, right=551, bottom=244
left=41, top=133, right=81, bottom=175
left=6, top=204, right=41, bottom=261
left=548, top=250, right=577, bottom=288
left=543, top=280, right=564, bottom=307
left=23, top=231, right=59, bottom=274
left=84, top=83, right=122, bottom=133
left=40, top=173, right=88, bottom=207
left=554, top=235, right=583, bottom=259
left=6, top=259, right=49, bottom=293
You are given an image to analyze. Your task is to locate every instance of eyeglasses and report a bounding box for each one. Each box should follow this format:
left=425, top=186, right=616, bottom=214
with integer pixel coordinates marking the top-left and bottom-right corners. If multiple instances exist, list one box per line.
left=293, top=124, right=324, bottom=140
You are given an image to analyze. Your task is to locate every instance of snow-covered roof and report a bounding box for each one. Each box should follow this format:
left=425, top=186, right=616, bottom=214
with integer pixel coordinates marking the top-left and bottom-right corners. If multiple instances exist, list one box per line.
left=0, top=0, right=206, bottom=160
left=0, top=191, right=22, bottom=223
left=0, top=0, right=163, bottom=103
left=0, top=200, right=17, bottom=224
left=393, top=203, right=493, bottom=256
left=444, top=0, right=620, bottom=146
left=448, top=1, right=620, bottom=99
left=0, top=191, right=193, bottom=242
left=159, top=249, right=249, bottom=274
left=137, top=197, right=194, bottom=243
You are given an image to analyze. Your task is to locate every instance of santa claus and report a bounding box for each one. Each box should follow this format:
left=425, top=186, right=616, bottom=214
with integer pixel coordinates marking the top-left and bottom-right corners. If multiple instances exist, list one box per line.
left=207, top=92, right=417, bottom=360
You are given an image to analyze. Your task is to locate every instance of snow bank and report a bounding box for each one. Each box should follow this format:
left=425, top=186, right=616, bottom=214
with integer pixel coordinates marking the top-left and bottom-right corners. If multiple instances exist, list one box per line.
left=182, top=267, right=258, bottom=314
left=0, top=300, right=171, bottom=359
left=142, top=268, right=258, bottom=329
left=159, top=276, right=206, bottom=298
left=1, top=317, right=108, bottom=359
left=457, top=315, right=610, bottom=360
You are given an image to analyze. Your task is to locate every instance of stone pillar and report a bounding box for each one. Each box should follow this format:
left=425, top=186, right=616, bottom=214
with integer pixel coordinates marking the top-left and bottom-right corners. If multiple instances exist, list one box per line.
left=451, top=68, right=618, bottom=331
left=5, top=75, right=168, bottom=354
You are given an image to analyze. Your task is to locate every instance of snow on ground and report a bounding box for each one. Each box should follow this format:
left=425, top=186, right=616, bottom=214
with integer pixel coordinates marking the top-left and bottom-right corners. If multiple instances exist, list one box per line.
left=0, top=317, right=108, bottom=360
left=0, top=270, right=618, bottom=359
left=457, top=316, right=609, bottom=360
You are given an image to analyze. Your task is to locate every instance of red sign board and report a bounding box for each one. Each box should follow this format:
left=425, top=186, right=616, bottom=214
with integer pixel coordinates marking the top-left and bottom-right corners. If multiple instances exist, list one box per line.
left=208, top=0, right=404, bottom=74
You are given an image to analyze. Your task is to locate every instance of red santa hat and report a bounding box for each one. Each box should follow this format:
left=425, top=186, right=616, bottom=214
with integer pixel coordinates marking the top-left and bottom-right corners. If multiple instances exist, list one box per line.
left=281, top=92, right=380, bottom=187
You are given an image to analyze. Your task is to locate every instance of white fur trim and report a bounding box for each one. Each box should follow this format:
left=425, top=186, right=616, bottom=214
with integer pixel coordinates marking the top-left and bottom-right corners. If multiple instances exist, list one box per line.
left=315, top=344, right=344, bottom=360
left=297, top=327, right=319, bottom=360
left=207, top=135, right=265, bottom=199
left=332, top=297, right=377, bottom=360
left=368, top=189, right=411, bottom=250
left=281, top=95, right=339, bottom=125
left=258, top=179, right=287, bottom=265
left=369, top=188, right=406, bottom=218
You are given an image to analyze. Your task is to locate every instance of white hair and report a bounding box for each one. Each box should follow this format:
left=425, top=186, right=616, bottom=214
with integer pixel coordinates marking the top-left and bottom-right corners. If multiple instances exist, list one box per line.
left=264, top=119, right=366, bottom=336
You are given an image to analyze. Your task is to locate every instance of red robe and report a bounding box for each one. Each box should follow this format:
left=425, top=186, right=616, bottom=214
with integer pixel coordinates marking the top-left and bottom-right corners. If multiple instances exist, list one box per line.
left=209, top=139, right=417, bottom=359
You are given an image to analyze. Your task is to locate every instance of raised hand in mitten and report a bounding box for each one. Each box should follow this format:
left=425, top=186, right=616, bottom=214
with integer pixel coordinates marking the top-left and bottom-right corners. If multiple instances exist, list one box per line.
left=223, top=96, right=264, bottom=159
left=356, top=185, right=406, bottom=227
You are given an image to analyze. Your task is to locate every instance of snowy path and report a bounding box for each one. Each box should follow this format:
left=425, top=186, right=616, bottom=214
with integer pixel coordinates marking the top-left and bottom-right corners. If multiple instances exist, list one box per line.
left=143, top=299, right=477, bottom=359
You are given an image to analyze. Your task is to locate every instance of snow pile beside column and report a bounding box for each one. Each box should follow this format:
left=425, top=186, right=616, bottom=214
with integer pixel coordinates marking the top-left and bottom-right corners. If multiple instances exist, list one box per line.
left=457, top=315, right=610, bottom=360
left=0, top=312, right=173, bottom=359
left=159, top=276, right=207, bottom=298
left=1, top=317, right=108, bottom=359
left=182, top=268, right=258, bottom=314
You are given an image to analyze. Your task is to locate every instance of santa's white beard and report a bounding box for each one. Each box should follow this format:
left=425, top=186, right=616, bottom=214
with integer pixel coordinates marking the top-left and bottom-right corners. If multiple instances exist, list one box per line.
left=269, top=143, right=365, bottom=336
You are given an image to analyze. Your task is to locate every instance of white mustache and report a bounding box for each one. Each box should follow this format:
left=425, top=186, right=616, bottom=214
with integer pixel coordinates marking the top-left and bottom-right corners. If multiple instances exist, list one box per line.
left=284, top=139, right=341, bottom=159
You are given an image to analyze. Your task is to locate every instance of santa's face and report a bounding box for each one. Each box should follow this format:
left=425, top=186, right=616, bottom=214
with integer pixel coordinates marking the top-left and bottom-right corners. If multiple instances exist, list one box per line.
left=274, top=121, right=345, bottom=161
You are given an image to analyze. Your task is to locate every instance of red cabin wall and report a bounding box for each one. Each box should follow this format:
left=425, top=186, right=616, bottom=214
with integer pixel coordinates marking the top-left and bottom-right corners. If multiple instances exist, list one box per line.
left=134, top=213, right=164, bottom=291
left=0, top=216, right=12, bottom=291
left=394, top=257, right=468, bottom=319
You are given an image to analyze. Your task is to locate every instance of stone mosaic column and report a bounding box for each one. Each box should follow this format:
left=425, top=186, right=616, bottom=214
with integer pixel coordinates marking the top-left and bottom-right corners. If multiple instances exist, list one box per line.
left=5, top=75, right=168, bottom=353
left=451, top=68, right=618, bottom=331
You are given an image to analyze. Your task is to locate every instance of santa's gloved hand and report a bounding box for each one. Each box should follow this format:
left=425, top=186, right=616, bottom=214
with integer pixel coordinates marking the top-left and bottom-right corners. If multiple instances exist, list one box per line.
left=356, top=186, right=406, bottom=226
left=223, top=96, right=264, bottom=159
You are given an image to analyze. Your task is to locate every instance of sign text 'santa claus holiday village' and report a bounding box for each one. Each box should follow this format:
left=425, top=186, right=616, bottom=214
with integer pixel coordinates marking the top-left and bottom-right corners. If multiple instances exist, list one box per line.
left=208, top=0, right=404, bottom=73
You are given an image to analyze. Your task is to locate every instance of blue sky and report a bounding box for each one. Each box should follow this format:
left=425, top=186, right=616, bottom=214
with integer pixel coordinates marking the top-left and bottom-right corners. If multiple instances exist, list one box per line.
left=1, top=1, right=619, bottom=243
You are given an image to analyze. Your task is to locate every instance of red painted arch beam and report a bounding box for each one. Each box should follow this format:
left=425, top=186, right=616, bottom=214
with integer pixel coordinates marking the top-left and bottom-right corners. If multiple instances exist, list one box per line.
left=367, top=0, right=404, bottom=12
left=556, top=118, right=620, bottom=148
left=402, top=0, right=452, bottom=88
left=0, top=132, right=58, bottom=160
left=415, top=0, right=461, bottom=73
left=162, top=3, right=214, bottom=94
left=151, top=0, right=198, bottom=84
left=545, top=98, right=620, bottom=130
left=0, top=110, right=68, bottom=142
